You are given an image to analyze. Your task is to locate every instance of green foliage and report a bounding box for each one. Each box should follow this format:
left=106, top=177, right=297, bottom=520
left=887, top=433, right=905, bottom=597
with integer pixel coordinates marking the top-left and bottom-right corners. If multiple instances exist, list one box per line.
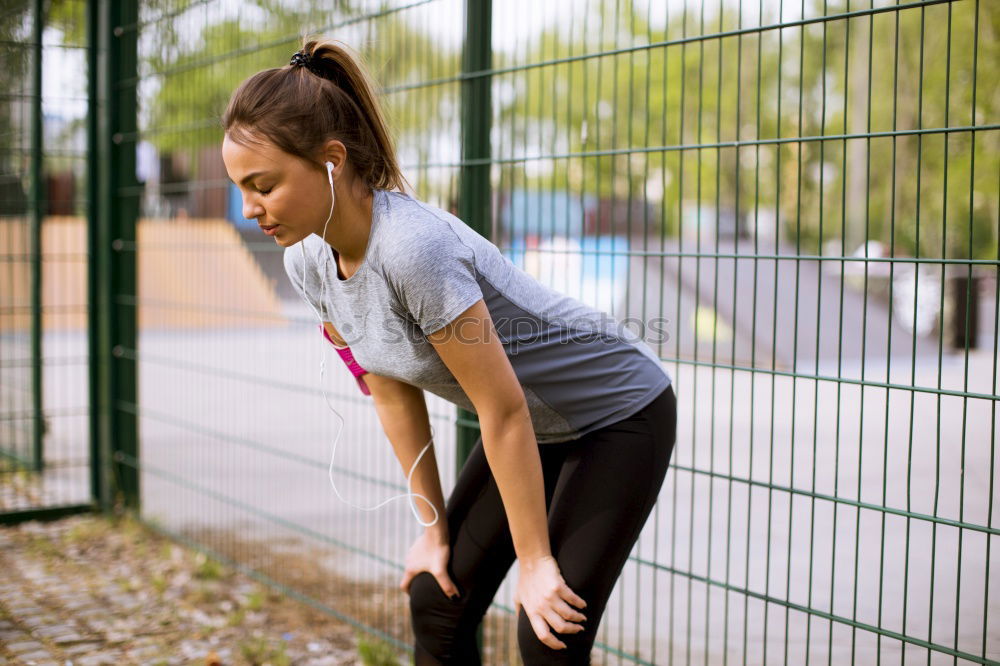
left=193, top=552, right=226, bottom=580
left=145, top=18, right=274, bottom=156
left=26, top=534, right=61, bottom=559
left=499, top=0, right=997, bottom=257
left=244, top=587, right=266, bottom=611
left=356, top=630, right=401, bottom=666
left=151, top=573, right=168, bottom=595
left=238, top=634, right=291, bottom=666
left=0, top=1, right=31, bottom=175
left=143, top=1, right=453, bottom=176
left=46, top=0, right=86, bottom=46
left=227, top=606, right=247, bottom=627
left=859, top=1, right=1000, bottom=260
left=33, top=0, right=996, bottom=258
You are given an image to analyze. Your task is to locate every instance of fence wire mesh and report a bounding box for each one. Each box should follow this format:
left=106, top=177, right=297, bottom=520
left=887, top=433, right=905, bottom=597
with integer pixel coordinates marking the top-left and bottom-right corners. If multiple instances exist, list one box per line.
left=2, top=0, right=997, bottom=663
left=1, top=0, right=93, bottom=518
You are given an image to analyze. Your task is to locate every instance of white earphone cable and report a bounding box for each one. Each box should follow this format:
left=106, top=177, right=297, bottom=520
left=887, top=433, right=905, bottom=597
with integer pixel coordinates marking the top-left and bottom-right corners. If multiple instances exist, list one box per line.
left=297, top=161, right=439, bottom=528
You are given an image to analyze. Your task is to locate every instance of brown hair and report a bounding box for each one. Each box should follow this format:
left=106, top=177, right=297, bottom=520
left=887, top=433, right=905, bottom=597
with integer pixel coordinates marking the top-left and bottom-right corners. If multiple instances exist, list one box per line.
left=222, top=37, right=409, bottom=193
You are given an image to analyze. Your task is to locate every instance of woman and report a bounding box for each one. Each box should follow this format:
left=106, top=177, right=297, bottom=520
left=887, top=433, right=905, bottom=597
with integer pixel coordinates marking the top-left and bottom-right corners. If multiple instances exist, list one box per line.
left=221, top=37, right=677, bottom=665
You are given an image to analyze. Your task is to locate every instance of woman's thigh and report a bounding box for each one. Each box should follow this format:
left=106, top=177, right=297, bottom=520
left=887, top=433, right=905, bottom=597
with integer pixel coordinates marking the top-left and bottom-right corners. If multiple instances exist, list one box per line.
left=410, top=433, right=570, bottom=663
left=444, top=434, right=569, bottom=591
left=517, top=385, right=678, bottom=664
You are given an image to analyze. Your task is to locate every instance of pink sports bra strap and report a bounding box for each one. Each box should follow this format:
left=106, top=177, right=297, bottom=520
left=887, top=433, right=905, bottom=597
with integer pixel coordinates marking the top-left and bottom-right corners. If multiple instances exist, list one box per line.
left=319, top=324, right=371, bottom=395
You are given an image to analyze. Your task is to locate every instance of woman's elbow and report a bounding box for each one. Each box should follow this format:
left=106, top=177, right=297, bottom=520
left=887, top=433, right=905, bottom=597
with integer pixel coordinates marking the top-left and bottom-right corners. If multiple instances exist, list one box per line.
left=477, top=396, right=532, bottom=437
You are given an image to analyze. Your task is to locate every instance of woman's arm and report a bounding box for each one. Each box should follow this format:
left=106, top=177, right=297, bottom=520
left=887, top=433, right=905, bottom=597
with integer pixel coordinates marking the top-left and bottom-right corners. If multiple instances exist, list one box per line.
left=424, top=300, right=549, bottom=561
left=364, top=372, right=448, bottom=542
left=364, top=372, right=460, bottom=599
left=425, top=299, right=587, bottom=649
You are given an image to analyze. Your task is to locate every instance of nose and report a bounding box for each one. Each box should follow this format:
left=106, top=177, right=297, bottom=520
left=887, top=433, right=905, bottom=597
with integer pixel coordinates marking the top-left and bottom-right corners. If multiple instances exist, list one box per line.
left=242, top=195, right=264, bottom=221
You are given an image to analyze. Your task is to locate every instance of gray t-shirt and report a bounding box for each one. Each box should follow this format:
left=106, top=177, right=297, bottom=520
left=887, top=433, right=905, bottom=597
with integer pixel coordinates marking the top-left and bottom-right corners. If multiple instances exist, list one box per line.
left=284, top=188, right=672, bottom=444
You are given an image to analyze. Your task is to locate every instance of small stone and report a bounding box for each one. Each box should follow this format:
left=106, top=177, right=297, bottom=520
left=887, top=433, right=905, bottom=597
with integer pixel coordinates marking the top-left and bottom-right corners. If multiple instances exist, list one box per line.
left=7, top=639, right=45, bottom=652
left=74, top=653, right=122, bottom=666
left=5, top=604, right=40, bottom=615
left=13, top=650, right=54, bottom=662
left=19, top=614, right=51, bottom=629
left=303, top=656, right=349, bottom=666
left=62, top=598, right=92, bottom=610
left=108, top=594, right=140, bottom=610
left=75, top=609, right=106, bottom=622
left=62, top=642, right=107, bottom=656
left=35, top=624, right=80, bottom=638
left=124, top=644, right=161, bottom=659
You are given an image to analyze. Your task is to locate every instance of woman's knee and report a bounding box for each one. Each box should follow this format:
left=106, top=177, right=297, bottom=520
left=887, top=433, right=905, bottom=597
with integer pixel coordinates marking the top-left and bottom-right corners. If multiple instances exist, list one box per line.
left=409, top=572, right=455, bottom=646
left=516, top=606, right=596, bottom=665
left=408, top=572, right=477, bottom=663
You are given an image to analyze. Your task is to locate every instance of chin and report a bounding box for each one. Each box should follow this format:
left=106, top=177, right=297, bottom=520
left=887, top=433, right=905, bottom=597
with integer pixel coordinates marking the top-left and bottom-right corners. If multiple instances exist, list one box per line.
left=271, top=229, right=304, bottom=247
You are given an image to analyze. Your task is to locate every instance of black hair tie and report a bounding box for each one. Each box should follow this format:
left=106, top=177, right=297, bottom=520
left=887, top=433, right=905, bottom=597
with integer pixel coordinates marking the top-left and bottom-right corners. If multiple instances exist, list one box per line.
left=289, top=50, right=325, bottom=77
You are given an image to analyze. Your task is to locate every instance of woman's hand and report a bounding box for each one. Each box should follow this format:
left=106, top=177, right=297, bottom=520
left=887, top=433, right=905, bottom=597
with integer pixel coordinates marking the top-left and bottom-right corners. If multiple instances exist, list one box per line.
left=399, top=530, right=460, bottom=599
left=514, top=555, right=588, bottom=650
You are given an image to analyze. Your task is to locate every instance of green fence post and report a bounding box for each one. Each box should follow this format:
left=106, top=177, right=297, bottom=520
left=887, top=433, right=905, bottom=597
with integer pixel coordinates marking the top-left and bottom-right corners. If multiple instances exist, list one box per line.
left=87, top=0, right=101, bottom=509
left=458, top=0, right=492, bottom=650
left=29, top=0, right=44, bottom=473
left=457, top=0, right=492, bottom=468
left=91, top=0, right=139, bottom=515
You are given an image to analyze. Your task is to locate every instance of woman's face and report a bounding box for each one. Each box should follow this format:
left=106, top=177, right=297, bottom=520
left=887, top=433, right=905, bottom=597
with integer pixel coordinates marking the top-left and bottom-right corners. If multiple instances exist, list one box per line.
left=222, top=134, right=330, bottom=247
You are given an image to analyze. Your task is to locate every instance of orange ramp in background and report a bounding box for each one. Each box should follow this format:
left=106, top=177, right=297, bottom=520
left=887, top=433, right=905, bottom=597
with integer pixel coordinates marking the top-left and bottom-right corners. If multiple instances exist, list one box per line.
left=0, top=216, right=287, bottom=332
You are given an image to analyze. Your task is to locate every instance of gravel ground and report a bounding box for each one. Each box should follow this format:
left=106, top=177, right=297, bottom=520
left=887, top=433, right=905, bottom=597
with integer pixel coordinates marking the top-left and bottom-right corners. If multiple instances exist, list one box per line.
left=0, top=513, right=375, bottom=665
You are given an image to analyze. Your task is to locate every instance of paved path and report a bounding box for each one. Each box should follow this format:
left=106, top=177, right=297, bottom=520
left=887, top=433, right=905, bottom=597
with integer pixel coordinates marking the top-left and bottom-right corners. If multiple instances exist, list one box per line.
left=0, top=514, right=363, bottom=665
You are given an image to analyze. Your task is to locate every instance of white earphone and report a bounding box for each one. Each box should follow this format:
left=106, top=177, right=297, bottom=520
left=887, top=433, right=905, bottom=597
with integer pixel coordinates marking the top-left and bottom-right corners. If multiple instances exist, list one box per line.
left=298, top=160, right=439, bottom=527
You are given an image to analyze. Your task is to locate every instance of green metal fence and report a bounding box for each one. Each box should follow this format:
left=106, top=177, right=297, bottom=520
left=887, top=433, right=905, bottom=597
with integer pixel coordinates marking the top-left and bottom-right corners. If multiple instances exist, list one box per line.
left=2, top=0, right=998, bottom=663
left=1, top=0, right=95, bottom=523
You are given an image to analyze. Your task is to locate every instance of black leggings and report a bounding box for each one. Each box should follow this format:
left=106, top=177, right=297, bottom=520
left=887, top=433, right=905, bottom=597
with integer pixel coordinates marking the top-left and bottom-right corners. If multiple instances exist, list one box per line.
left=409, top=384, right=677, bottom=665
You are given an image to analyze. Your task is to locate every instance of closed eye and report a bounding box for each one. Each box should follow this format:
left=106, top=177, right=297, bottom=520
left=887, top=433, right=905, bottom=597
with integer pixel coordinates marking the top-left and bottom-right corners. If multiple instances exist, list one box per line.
left=257, top=186, right=273, bottom=196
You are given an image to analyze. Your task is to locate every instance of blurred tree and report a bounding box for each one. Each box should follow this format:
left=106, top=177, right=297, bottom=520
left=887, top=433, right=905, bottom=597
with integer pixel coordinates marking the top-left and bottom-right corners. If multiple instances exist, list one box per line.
left=34, top=0, right=998, bottom=259
left=0, top=0, right=31, bottom=174
left=141, top=1, right=456, bottom=170
left=497, top=0, right=997, bottom=259
left=0, top=0, right=32, bottom=212
left=860, top=0, right=999, bottom=261
left=46, top=0, right=85, bottom=44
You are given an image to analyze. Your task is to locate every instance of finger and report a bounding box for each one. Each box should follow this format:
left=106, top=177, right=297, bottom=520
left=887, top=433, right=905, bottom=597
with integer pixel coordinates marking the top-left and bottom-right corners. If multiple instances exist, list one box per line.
left=528, top=613, right=566, bottom=650
left=553, top=598, right=587, bottom=623
left=560, top=584, right=588, bottom=610
left=543, top=608, right=584, bottom=635
left=434, top=571, right=460, bottom=599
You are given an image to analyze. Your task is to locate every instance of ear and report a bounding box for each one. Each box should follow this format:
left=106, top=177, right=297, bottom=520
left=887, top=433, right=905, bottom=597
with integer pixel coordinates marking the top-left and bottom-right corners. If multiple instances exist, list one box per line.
left=321, top=139, right=348, bottom=178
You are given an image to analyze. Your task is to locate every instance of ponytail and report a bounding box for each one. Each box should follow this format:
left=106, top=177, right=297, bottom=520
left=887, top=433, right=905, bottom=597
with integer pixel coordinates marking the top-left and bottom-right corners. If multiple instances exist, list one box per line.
left=222, top=36, right=409, bottom=193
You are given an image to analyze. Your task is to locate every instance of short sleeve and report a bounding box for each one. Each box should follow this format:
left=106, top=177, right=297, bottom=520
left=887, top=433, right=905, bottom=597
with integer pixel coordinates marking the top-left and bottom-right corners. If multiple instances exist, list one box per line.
left=283, top=244, right=331, bottom=320
left=387, top=222, right=483, bottom=336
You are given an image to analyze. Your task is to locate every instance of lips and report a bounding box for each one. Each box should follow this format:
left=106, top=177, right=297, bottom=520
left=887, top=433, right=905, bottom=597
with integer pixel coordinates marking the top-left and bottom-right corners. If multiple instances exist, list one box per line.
left=260, top=224, right=277, bottom=231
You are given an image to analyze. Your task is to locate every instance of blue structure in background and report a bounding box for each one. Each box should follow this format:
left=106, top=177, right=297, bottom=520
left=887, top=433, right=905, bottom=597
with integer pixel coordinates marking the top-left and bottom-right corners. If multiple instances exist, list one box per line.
left=227, top=182, right=259, bottom=229
left=502, top=189, right=594, bottom=268
left=579, top=234, right=629, bottom=284
left=501, top=189, right=591, bottom=239
left=500, top=189, right=628, bottom=312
